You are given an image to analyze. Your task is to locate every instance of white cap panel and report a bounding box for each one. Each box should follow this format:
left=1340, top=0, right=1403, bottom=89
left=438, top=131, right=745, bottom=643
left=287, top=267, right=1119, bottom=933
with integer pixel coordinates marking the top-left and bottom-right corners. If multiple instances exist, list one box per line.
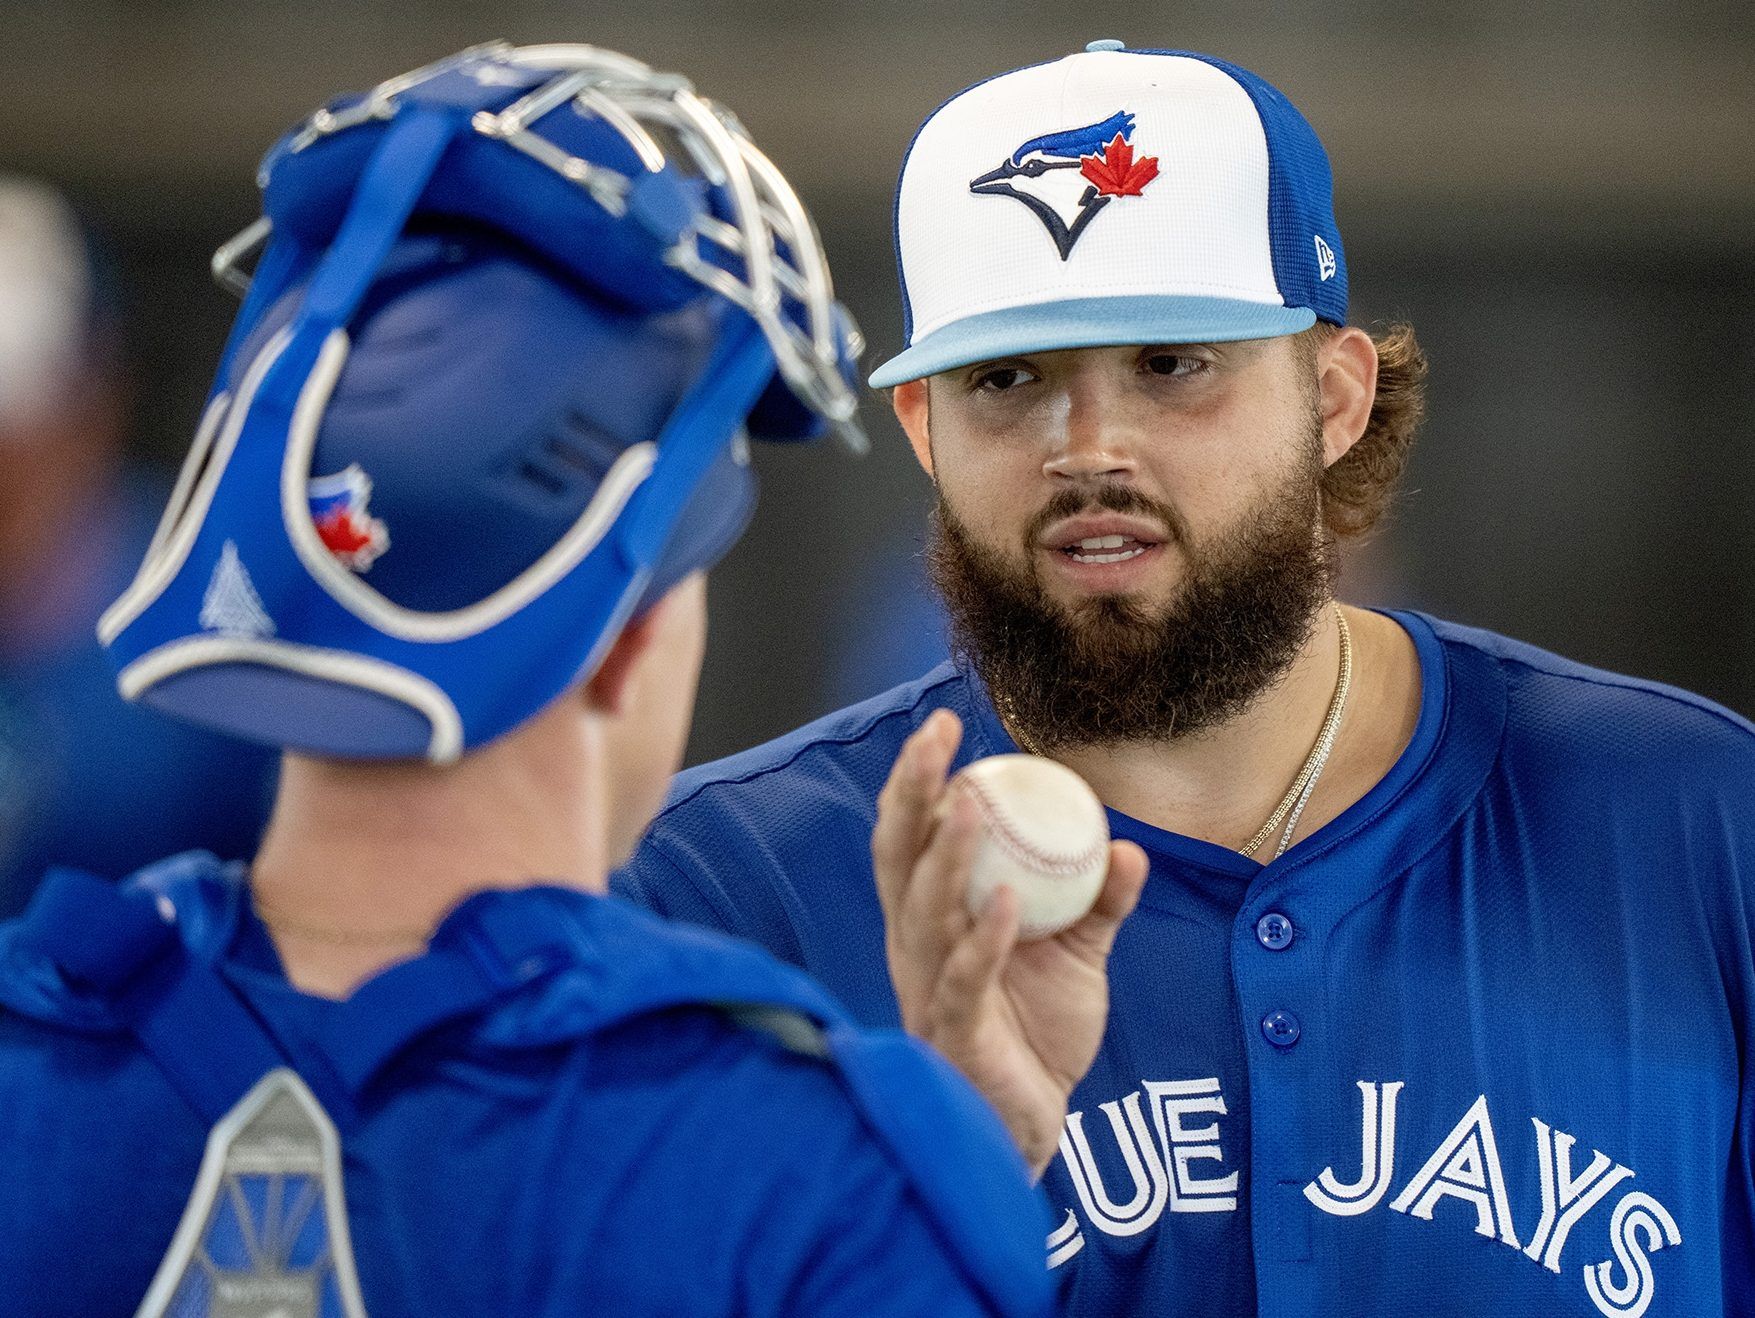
left=897, top=52, right=1280, bottom=345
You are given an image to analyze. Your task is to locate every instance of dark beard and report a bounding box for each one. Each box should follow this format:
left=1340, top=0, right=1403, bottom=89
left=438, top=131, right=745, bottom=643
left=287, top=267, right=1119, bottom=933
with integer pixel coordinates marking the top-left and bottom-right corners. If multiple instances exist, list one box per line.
left=927, top=444, right=1337, bottom=751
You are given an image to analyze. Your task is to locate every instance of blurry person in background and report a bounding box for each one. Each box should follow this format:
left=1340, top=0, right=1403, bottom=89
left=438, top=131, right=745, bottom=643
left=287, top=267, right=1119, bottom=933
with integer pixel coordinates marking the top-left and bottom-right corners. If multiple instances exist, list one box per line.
left=0, top=176, right=275, bottom=915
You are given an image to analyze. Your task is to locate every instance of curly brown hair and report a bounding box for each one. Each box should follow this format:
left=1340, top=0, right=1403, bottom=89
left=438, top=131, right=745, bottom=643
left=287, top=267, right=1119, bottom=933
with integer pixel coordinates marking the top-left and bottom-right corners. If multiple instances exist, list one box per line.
left=1301, top=322, right=1429, bottom=539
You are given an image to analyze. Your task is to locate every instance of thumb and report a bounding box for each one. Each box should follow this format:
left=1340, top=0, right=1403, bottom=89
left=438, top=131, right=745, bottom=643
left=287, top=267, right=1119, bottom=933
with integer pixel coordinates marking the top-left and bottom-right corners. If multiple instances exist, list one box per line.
left=1058, top=840, right=1148, bottom=961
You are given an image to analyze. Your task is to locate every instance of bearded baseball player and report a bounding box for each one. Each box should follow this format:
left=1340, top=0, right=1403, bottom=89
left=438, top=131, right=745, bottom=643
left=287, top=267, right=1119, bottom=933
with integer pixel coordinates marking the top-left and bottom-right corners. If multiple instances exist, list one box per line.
left=0, top=44, right=1053, bottom=1317
left=617, top=42, right=1755, bottom=1317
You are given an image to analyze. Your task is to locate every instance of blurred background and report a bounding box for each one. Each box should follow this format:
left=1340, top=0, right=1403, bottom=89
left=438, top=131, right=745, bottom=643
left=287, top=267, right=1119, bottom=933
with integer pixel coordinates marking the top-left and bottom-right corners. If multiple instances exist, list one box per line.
left=1, top=1, right=1751, bottom=905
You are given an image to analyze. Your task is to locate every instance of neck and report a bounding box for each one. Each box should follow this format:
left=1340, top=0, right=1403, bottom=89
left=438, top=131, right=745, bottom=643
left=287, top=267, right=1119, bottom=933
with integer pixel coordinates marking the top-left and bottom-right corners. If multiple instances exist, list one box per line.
left=1048, top=601, right=1420, bottom=854
left=249, top=701, right=608, bottom=997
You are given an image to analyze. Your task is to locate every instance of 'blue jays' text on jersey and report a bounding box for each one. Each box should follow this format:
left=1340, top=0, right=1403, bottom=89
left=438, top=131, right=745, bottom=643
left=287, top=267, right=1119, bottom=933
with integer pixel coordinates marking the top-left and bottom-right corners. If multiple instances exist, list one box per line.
left=616, top=612, right=1755, bottom=1318
left=0, top=855, right=1052, bottom=1317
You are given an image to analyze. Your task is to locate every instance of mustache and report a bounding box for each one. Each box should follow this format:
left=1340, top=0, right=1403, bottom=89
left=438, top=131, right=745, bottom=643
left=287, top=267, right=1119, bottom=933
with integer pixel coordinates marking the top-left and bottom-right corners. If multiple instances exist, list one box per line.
left=1024, top=483, right=1190, bottom=548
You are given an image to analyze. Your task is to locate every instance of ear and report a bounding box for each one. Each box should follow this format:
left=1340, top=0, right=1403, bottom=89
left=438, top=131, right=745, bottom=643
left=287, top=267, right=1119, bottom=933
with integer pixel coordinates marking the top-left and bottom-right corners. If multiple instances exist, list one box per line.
left=1316, top=326, right=1378, bottom=468
left=582, top=599, right=665, bottom=717
left=890, top=379, right=935, bottom=477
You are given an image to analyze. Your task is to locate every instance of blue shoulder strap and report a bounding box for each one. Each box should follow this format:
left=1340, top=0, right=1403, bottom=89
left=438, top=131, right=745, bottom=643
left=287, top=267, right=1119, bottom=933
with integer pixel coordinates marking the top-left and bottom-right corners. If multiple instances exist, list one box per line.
left=477, top=895, right=1051, bottom=1314
left=9, top=871, right=852, bottom=1125
left=11, top=868, right=600, bottom=1124
left=524, top=897, right=1050, bottom=1316
left=822, top=1026, right=1053, bottom=1318
left=16, top=868, right=296, bottom=1125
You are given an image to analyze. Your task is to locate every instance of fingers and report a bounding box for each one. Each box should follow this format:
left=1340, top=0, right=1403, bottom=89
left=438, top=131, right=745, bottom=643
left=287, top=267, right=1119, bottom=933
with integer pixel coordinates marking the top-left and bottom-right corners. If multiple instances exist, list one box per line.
left=1095, top=841, right=1149, bottom=920
left=1057, top=840, right=1149, bottom=960
left=892, top=785, right=982, bottom=975
left=870, top=709, right=963, bottom=919
left=926, top=883, right=1020, bottom=1045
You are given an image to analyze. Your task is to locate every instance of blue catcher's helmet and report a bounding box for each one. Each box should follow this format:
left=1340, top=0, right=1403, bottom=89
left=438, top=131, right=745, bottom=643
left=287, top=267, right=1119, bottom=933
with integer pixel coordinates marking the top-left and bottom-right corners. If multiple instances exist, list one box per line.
left=99, top=43, right=864, bottom=762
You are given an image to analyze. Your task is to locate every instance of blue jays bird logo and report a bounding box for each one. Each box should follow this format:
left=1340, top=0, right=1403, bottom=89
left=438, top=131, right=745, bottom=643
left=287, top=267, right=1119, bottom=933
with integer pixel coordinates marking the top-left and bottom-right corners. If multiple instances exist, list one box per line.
left=969, top=111, right=1160, bottom=260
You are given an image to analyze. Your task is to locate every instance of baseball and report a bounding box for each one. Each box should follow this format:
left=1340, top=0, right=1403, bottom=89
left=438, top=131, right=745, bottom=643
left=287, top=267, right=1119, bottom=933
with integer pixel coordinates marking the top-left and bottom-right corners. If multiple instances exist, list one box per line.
left=944, top=754, right=1110, bottom=940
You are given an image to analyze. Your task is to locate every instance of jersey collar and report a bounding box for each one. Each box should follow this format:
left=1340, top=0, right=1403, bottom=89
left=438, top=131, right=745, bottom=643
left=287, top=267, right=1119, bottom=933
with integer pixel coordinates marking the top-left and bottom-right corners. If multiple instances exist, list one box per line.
left=958, top=610, right=1508, bottom=922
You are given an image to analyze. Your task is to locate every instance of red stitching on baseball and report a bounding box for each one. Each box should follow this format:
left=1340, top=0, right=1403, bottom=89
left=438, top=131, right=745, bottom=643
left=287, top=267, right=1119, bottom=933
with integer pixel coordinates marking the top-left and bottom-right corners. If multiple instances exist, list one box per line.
left=957, top=774, right=1108, bottom=876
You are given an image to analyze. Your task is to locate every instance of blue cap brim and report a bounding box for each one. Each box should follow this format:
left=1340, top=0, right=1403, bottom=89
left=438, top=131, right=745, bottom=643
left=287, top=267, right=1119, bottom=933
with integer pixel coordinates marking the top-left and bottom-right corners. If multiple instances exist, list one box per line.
left=868, top=295, right=1317, bottom=387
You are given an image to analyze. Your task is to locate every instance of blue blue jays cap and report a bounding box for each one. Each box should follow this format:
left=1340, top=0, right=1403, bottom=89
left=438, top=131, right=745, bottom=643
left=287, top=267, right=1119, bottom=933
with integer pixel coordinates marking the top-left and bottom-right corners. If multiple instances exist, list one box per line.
left=99, top=43, right=864, bottom=763
left=870, top=43, right=1346, bottom=387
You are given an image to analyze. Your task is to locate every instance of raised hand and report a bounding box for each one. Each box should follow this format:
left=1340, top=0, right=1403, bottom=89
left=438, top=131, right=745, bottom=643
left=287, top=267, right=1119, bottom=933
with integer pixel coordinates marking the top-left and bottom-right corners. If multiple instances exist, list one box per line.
left=871, top=708, right=1149, bottom=1177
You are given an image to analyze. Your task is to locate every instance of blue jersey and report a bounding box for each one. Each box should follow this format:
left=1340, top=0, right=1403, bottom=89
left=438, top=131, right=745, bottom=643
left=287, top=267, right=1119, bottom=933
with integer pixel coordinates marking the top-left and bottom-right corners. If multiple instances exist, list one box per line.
left=0, top=854, right=1052, bottom=1317
left=617, top=612, right=1755, bottom=1318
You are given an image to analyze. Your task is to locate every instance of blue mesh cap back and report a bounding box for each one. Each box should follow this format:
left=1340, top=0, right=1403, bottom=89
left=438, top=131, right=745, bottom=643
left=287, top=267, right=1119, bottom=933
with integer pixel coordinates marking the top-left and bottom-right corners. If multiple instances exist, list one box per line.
left=1156, top=50, right=1348, bottom=325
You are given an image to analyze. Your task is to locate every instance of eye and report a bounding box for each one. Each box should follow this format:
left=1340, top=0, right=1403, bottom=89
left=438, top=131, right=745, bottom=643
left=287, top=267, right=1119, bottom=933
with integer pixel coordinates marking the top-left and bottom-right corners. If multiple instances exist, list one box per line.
left=970, top=364, right=1039, bottom=393
left=1140, top=351, right=1209, bottom=379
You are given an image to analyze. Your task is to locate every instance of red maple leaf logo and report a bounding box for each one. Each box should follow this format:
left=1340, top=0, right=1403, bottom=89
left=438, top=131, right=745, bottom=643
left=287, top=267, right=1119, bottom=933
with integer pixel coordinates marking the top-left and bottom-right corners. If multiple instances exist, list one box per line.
left=317, top=509, right=375, bottom=558
left=1080, top=134, right=1159, bottom=198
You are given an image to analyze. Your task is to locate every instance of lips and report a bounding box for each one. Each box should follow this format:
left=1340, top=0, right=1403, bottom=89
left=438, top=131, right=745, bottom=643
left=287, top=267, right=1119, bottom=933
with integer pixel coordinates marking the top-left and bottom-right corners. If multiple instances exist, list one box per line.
left=1040, top=514, right=1166, bottom=564
left=1064, top=534, right=1150, bottom=564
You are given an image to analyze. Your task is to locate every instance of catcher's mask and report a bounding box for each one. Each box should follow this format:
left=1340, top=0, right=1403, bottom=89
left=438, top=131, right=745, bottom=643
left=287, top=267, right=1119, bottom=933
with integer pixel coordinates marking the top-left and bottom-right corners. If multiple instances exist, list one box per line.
left=99, top=42, right=863, bottom=762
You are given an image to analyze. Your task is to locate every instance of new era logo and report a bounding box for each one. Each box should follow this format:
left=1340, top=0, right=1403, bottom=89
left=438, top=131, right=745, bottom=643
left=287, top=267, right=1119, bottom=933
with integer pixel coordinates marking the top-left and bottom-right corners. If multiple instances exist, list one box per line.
left=1314, top=234, right=1337, bottom=282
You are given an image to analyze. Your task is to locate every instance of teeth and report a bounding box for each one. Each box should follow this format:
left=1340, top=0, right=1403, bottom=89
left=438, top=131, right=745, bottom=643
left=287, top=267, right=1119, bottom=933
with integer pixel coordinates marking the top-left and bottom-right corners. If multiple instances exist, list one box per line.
left=1070, top=547, right=1147, bottom=564
left=1076, top=535, right=1129, bottom=550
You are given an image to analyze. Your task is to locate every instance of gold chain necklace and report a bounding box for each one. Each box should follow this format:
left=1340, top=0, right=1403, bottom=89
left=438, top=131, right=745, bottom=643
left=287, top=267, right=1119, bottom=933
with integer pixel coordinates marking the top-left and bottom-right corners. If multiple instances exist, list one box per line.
left=996, top=604, right=1353, bottom=861
left=1238, top=605, right=1352, bottom=859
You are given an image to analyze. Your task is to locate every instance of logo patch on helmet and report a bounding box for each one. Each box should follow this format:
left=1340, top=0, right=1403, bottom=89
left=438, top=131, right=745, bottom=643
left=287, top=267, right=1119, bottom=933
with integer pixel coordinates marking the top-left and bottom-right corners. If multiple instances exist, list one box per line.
left=308, top=465, right=389, bottom=572
left=969, top=110, right=1159, bottom=261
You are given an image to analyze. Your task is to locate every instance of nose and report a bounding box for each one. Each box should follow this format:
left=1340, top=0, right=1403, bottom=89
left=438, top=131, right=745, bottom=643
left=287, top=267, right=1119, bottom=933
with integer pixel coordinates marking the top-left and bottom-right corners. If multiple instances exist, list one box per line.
left=1041, top=379, right=1139, bottom=483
